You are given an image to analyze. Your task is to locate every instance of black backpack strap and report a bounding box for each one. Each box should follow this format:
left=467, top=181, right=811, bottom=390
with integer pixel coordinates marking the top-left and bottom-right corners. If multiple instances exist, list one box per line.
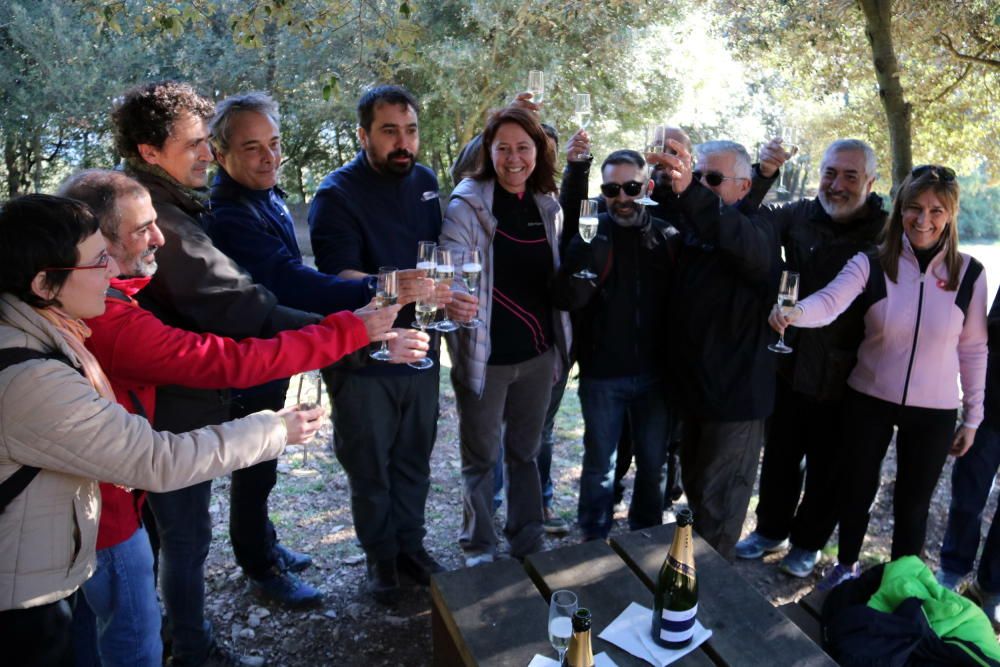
left=857, top=250, right=886, bottom=313
left=955, top=257, right=984, bottom=319
left=106, top=286, right=131, bottom=304
left=0, top=347, right=79, bottom=513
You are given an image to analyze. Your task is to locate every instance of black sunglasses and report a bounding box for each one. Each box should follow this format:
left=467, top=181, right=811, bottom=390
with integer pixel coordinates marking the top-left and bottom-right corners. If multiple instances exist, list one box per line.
left=692, top=170, right=747, bottom=187
left=600, top=180, right=644, bottom=198
left=911, top=164, right=956, bottom=182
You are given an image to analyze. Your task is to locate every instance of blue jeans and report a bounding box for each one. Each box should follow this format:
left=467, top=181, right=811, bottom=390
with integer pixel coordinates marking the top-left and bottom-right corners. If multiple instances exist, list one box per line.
left=72, top=526, right=162, bottom=667
left=940, top=422, right=1000, bottom=593
left=147, top=481, right=214, bottom=664
left=577, top=374, right=671, bottom=538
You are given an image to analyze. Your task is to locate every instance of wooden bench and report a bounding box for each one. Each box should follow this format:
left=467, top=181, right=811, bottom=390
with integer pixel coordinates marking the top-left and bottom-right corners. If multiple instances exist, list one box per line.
left=777, top=589, right=830, bottom=647
left=431, top=529, right=835, bottom=666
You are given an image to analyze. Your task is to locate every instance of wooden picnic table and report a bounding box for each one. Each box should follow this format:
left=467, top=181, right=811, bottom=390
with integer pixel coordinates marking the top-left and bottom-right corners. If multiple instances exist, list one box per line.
left=430, top=523, right=836, bottom=666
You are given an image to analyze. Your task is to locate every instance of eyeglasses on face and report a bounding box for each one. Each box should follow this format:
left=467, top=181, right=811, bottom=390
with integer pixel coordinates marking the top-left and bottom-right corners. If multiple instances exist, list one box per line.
left=693, top=170, right=747, bottom=187
left=911, top=164, right=956, bottom=182
left=42, top=250, right=111, bottom=273
left=600, top=180, right=644, bottom=198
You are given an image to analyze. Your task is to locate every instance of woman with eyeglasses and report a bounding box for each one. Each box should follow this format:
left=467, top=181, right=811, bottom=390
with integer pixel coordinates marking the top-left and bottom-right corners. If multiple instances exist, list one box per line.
left=771, top=165, right=988, bottom=590
left=440, top=107, right=572, bottom=567
left=0, top=195, right=323, bottom=664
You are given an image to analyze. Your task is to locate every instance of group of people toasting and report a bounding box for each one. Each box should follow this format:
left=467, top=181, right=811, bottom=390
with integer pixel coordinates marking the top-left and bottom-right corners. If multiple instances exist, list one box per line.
left=0, top=77, right=991, bottom=667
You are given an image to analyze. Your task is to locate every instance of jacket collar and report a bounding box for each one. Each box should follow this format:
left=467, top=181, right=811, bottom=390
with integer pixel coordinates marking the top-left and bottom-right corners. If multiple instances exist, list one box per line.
left=125, top=165, right=207, bottom=216
left=0, top=293, right=80, bottom=364
left=109, top=275, right=152, bottom=300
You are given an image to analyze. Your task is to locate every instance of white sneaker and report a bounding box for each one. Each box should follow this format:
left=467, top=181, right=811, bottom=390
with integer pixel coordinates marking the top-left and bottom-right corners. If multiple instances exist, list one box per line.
left=464, top=552, right=495, bottom=568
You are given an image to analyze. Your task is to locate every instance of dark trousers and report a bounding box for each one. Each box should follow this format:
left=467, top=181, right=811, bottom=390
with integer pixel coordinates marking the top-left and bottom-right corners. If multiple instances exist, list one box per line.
left=229, top=390, right=285, bottom=579
left=755, top=377, right=842, bottom=551
left=681, top=417, right=766, bottom=560
left=1, top=592, right=79, bottom=666
left=838, top=388, right=956, bottom=565
left=325, top=369, right=439, bottom=561
left=577, top=374, right=671, bottom=538
left=940, top=421, right=1000, bottom=593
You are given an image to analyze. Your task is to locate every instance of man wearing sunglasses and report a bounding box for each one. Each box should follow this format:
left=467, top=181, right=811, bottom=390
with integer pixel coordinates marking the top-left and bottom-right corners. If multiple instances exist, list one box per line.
left=552, top=149, right=676, bottom=542
left=647, top=138, right=781, bottom=560
left=735, top=139, right=886, bottom=580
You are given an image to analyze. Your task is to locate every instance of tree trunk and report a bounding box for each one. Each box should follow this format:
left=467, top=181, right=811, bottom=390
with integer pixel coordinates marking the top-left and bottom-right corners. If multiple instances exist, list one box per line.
left=4, top=135, right=20, bottom=198
left=858, top=0, right=912, bottom=192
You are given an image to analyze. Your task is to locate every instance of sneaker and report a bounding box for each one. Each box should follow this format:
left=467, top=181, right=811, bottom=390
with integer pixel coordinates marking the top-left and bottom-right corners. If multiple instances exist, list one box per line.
left=273, top=543, right=312, bottom=573
left=464, top=551, right=495, bottom=568
left=967, top=581, right=1000, bottom=629
left=396, top=548, right=446, bottom=585
left=779, top=547, right=821, bottom=578
left=543, top=506, right=569, bottom=534
left=935, top=568, right=965, bottom=592
left=366, top=558, right=400, bottom=605
left=247, top=567, right=323, bottom=609
left=817, top=562, right=861, bottom=591
left=734, top=532, right=789, bottom=560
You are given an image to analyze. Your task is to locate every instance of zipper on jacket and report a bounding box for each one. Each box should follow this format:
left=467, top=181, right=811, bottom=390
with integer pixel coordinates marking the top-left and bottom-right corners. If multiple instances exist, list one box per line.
left=900, top=274, right=925, bottom=406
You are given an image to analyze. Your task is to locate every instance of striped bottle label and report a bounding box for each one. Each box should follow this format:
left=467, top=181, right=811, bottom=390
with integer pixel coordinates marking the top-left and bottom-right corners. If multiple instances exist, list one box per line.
left=659, top=603, right=697, bottom=644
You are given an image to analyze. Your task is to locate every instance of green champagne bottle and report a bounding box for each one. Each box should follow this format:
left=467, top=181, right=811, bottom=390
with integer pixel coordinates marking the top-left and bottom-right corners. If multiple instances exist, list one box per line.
left=652, top=508, right=698, bottom=648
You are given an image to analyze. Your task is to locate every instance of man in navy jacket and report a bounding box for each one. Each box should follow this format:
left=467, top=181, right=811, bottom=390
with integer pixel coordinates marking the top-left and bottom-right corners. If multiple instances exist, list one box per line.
left=208, top=92, right=432, bottom=607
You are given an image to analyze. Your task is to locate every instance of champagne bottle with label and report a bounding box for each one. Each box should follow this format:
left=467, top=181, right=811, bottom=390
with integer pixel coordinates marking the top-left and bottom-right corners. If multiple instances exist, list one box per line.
left=652, top=508, right=698, bottom=648
left=565, top=608, right=595, bottom=667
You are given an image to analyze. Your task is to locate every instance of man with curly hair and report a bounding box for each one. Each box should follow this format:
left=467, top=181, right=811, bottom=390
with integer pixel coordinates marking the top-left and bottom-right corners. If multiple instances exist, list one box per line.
left=111, top=81, right=325, bottom=667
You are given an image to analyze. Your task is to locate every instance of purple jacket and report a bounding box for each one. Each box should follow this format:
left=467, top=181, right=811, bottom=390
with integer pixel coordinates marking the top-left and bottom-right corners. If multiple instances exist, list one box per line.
left=795, top=234, right=988, bottom=427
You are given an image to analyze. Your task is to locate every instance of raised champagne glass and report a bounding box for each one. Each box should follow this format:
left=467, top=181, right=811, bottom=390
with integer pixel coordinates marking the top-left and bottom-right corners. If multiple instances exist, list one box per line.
left=369, top=266, right=397, bottom=361
left=459, top=248, right=484, bottom=329
left=768, top=270, right=800, bottom=354
left=573, top=93, right=592, bottom=160
left=573, top=199, right=600, bottom=280
left=637, top=124, right=664, bottom=206
left=433, top=247, right=458, bottom=332
left=528, top=69, right=545, bottom=105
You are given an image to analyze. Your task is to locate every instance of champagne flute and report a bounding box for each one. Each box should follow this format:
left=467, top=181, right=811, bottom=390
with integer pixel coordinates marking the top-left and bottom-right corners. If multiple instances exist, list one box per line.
left=369, top=266, right=398, bottom=361
left=573, top=200, right=599, bottom=280
left=433, top=247, right=459, bottom=332
left=768, top=270, right=800, bottom=354
left=548, top=589, right=578, bottom=665
left=408, top=241, right=437, bottom=369
left=774, top=127, right=799, bottom=195
left=573, top=93, right=592, bottom=160
left=458, top=248, right=484, bottom=329
left=412, top=241, right=437, bottom=329
left=528, top=70, right=545, bottom=104
left=637, top=124, right=664, bottom=206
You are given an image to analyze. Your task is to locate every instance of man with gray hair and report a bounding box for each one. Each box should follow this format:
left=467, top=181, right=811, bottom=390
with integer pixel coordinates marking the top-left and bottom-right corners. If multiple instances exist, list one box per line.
left=206, top=91, right=435, bottom=607
left=735, top=138, right=885, bottom=579
left=647, top=133, right=781, bottom=560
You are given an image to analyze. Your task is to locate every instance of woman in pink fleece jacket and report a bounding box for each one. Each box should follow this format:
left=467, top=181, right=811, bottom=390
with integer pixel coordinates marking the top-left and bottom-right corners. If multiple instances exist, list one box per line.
left=771, top=165, right=988, bottom=591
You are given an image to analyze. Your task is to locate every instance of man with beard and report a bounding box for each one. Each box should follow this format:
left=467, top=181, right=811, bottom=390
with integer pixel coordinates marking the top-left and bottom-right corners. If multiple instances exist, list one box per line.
left=551, top=149, right=676, bottom=540
left=735, top=139, right=885, bottom=579
left=308, top=85, right=446, bottom=604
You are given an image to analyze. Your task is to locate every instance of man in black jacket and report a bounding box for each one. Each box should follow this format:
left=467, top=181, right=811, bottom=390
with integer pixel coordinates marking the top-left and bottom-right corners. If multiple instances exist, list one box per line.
left=111, top=81, right=322, bottom=667
left=735, top=139, right=884, bottom=579
left=649, top=138, right=780, bottom=560
left=552, top=149, right=675, bottom=540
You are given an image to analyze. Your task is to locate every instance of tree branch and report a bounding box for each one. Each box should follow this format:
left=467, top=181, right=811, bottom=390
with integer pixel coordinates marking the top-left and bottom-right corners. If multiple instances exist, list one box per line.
left=938, top=32, right=1000, bottom=68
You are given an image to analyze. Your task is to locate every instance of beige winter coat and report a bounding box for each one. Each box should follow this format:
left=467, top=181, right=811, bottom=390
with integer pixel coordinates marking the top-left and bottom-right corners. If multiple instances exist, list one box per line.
left=0, top=294, right=287, bottom=610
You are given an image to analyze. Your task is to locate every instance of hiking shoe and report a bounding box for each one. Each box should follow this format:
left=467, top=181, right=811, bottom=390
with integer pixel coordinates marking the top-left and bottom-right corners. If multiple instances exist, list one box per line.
left=543, top=506, right=569, bottom=534
left=167, top=641, right=267, bottom=667
left=366, top=558, right=400, bottom=605
left=817, top=562, right=861, bottom=591
left=396, top=548, right=446, bottom=585
left=779, top=547, right=820, bottom=578
left=464, top=551, right=495, bottom=568
left=247, top=567, right=322, bottom=609
left=734, top=532, right=789, bottom=560
left=273, top=543, right=312, bottom=573
left=935, top=568, right=965, bottom=592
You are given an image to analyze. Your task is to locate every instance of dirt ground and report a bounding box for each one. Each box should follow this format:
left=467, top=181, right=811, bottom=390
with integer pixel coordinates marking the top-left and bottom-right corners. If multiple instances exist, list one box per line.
left=198, top=364, right=995, bottom=666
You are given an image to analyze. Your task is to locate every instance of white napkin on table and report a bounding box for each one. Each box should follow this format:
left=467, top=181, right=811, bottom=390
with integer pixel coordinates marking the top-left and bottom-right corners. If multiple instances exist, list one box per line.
left=527, top=651, right=618, bottom=666
left=598, top=602, right=711, bottom=666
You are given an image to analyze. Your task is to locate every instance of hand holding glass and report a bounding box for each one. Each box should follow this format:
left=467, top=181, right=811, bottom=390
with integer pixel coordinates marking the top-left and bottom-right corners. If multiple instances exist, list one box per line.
left=768, top=271, right=799, bottom=354
left=573, top=200, right=599, bottom=280
left=548, top=590, right=578, bottom=664
left=369, top=267, right=398, bottom=361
